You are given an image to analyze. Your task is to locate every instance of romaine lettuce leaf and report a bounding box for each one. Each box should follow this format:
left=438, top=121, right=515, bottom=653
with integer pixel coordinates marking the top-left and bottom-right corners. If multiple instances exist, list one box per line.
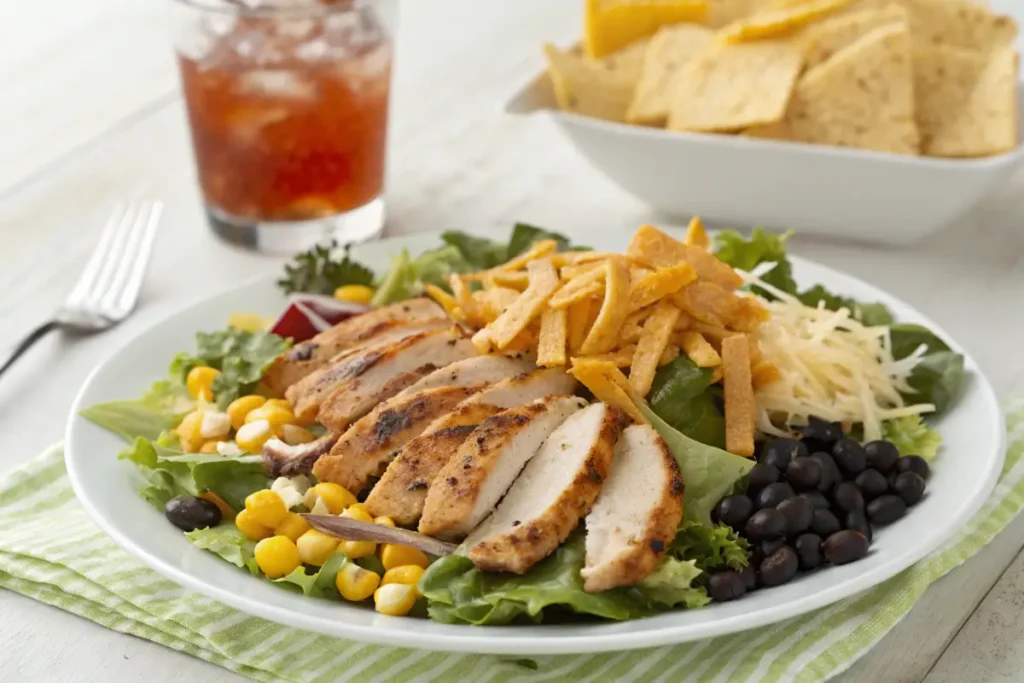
left=636, top=557, right=709, bottom=609
left=171, top=329, right=289, bottom=409
left=714, top=228, right=797, bottom=295
left=80, top=377, right=193, bottom=442
left=370, top=246, right=475, bottom=306
left=506, top=223, right=582, bottom=257
left=648, top=357, right=725, bottom=448
left=185, top=525, right=260, bottom=576
left=670, top=521, right=749, bottom=572
left=882, top=415, right=943, bottom=461
left=797, top=285, right=894, bottom=326
left=420, top=533, right=649, bottom=625
left=274, top=552, right=348, bottom=598
left=889, top=324, right=965, bottom=413
left=440, top=232, right=508, bottom=270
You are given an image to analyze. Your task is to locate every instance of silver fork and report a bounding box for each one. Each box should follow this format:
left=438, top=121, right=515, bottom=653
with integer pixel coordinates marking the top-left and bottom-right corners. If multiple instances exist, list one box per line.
left=0, top=202, right=163, bottom=379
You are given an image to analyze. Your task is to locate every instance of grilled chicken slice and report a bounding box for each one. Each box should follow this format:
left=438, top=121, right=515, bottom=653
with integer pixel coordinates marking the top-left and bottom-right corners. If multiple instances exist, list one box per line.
left=264, top=298, right=446, bottom=393
left=465, top=403, right=625, bottom=574
left=311, top=385, right=483, bottom=493
left=581, top=424, right=684, bottom=593
left=399, top=353, right=536, bottom=396
left=262, top=432, right=340, bottom=477
left=419, top=396, right=587, bottom=540
left=364, top=368, right=579, bottom=525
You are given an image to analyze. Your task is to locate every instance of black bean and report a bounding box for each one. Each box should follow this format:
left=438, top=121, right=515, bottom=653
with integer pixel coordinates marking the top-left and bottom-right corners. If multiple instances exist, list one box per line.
left=759, top=546, right=799, bottom=586
left=864, top=440, right=900, bottom=474
left=777, top=496, right=814, bottom=535
left=739, top=564, right=758, bottom=591
left=833, top=482, right=865, bottom=514
left=786, top=457, right=822, bottom=491
left=810, top=452, right=841, bottom=492
left=799, top=490, right=831, bottom=510
left=756, top=482, right=796, bottom=510
left=897, top=455, right=931, bottom=480
left=893, top=472, right=926, bottom=506
left=810, top=508, right=841, bottom=537
left=746, top=508, right=787, bottom=541
left=854, top=468, right=889, bottom=500
left=707, top=571, right=748, bottom=602
left=844, top=510, right=872, bottom=542
left=748, top=463, right=781, bottom=496
left=762, top=438, right=807, bottom=471
left=713, top=495, right=755, bottom=530
left=867, top=494, right=907, bottom=524
left=164, top=495, right=222, bottom=532
left=823, top=530, right=870, bottom=565
left=794, top=533, right=823, bottom=570
left=832, top=438, right=867, bottom=476
left=761, top=538, right=787, bottom=557
left=801, top=417, right=843, bottom=451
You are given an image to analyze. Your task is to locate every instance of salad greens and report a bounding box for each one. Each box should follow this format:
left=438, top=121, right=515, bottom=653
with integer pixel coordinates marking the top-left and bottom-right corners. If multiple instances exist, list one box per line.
left=636, top=558, right=709, bottom=609
left=882, top=415, right=943, bottom=461
left=647, top=357, right=725, bottom=449
left=171, top=329, right=289, bottom=409
left=277, top=241, right=375, bottom=296
left=670, top=521, right=749, bottom=573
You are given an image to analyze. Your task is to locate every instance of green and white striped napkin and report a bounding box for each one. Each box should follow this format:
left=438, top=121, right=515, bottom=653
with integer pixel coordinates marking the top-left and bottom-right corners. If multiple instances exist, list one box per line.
left=3, top=398, right=1024, bottom=683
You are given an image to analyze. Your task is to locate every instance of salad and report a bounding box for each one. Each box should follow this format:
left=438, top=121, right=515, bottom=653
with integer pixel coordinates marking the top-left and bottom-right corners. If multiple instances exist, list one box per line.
left=81, top=221, right=963, bottom=622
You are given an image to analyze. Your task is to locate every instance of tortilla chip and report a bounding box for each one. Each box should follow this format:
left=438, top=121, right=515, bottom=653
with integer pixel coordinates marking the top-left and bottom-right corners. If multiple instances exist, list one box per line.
left=721, top=334, right=755, bottom=457
left=683, top=216, right=710, bottom=248
left=544, top=42, right=649, bottom=122
left=628, top=262, right=698, bottom=312
left=668, top=38, right=803, bottom=133
left=914, top=43, right=1018, bottom=158
left=718, top=0, right=856, bottom=42
left=584, top=0, right=708, bottom=58
left=680, top=331, right=722, bottom=367
left=537, top=308, right=568, bottom=367
left=580, top=259, right=632, bottom=355
left=708, top=0, right=763, bottom=27
left=629, top=302, right=682, bottom=396
left=900, top=0, right=1016, bottom=52
left=803, top=4, right=907, bottom=70
left=745, top=23, right=919, bottom=155
left=627, top=23, right=715, bottom=126
left=627, top=225, right=743, bottom=290
left=569, top=360, right=647, bottom=423
left=488, top=259, right=561, bottom=349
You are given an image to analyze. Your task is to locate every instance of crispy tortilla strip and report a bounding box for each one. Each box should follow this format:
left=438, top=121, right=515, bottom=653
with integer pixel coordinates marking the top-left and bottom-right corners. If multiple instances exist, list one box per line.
left=630, top=302, right=681, bottom=396
left=587, top=345, right=637, bottom=368
left=488, top=259, right=561, bottom=349
left=620, top=307, right=652, bottom=343
left=560, top=261, right=605, bottom=282
left=627, top=225, right=743, bottom=290
left=472, top=328, right=494, bottom=354
left=718, top=0, right=855, bottom=42
left=628, top=23, right=716, bottom=126
left=488, top=270, right=530, bottom=291
left=567, top=296, right=597, bottom=353
left=752, top=360, right=783, bottom=389
left=423, top=284, right=458, bottom=316
left=680, top=331, right=722, bottom=367
left=505, top=326, right=540, bottom=353
left=550, top=279, right=606, bottom=309
left=499, top=241, right=559, bottom=272
left=450, top=275, right=485, bottom=327
left=550, top=265, right=607, bottom=305
left=628, top=262, right=697, bottom=313
left=683, top=216, right=710, bottom=248
left=580, top=259, right=632, bottom=355
left=569, top=360, right=647, bottom=423
left=537, top=308, right=568, bottom=367
left=675, top=281, right=745, bottom=326
left=659, top=344, right=681, bottom=366
left=721, top=335, right=755, bottom=457
left=803, top=4, right=907, bottom=70
left=710, top=367, right=724, bottom=384
left=731, top=296, right=771, bottom=331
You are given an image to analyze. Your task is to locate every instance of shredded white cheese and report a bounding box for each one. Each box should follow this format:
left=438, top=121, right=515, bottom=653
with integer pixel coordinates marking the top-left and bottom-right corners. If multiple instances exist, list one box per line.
left=742, top=271, right=934, bottom=441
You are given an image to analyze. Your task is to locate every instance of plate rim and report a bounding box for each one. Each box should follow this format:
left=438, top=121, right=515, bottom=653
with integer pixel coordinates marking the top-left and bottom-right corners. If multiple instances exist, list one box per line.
left=64, top=228, right=1007, bottom=654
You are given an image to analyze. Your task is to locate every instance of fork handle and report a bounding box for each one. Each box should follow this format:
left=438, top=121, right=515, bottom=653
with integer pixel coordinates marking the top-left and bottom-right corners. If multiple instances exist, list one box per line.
left=0, top=321, right=59, bottom=380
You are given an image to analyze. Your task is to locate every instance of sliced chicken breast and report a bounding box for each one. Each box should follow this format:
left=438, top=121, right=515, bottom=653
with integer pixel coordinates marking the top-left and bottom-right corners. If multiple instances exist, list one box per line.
left=419, top=395, right=587, bottom=540
left=466, top=403, right=626, bottom=574
left=364, top=369, right=579, bottom=526
left=311, top=385, right=483, bottom=493
left=581, top=424, right=684, bottom=593
left=399, top=353, right=536, bottom=396
left=262, top=432, right=340, bottom=477
left=362, top=403, right=504, bottom=525
left=265, top=298, right=446, bottom=393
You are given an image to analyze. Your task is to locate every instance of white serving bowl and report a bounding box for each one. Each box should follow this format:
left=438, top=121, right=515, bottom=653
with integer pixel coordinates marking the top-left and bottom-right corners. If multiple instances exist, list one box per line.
left=507, top=70, right=1024, bottom=245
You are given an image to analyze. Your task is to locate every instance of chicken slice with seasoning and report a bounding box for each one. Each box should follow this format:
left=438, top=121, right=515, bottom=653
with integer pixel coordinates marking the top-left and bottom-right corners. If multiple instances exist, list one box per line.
left=581, top=424, right=684, bottom=593
left=465, top=403, right=626, bottom=574
left=363, top=368, right=578, bottom=525
left=398, top=353, right=536, bottom=396
left=418, top=395, right=587, bottom=540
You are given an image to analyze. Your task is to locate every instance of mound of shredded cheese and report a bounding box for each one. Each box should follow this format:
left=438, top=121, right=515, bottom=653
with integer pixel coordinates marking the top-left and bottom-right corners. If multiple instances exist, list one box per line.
left=742, top=271, right=935, bottom=442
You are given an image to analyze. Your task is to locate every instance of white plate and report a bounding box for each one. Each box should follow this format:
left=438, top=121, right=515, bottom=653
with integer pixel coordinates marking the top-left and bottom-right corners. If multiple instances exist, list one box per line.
left=65, top=228, right=1005, bottom=655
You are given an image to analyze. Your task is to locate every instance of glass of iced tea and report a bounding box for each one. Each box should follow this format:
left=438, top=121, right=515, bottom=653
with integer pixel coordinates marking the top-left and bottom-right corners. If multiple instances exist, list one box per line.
left=172, top=0, right=394, bottom=253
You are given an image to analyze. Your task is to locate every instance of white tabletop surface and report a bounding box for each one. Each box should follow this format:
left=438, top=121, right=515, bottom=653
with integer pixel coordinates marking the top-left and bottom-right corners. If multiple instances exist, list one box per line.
left=3, top=0, right=1024, bottom=681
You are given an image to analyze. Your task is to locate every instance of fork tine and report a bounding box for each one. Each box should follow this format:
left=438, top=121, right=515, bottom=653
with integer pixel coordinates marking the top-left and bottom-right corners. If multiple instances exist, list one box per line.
left=75, top=205, right=137, bottom=314
left=113, top=202, right=163, bottom=315
left=64, top=204, right=129, bottom=308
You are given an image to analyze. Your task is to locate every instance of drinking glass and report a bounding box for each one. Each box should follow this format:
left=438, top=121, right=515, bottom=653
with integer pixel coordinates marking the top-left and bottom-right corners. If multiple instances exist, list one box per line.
left=171, top=0, right=395, bottom=253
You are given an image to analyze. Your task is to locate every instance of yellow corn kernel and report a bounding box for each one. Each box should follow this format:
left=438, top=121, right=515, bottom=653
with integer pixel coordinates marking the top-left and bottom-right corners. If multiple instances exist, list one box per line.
left=373, top=583, right=418, bottom=617
left=381, top=565, right=426, bottom=587
left=235, top=509, right=273, bottom=541
left=174, top=410, right=205, bottom=453
left=186, top=366, right=221, bottom=401
left=309, top=483, right=357, bottom=515
left=244, top=489, right=289, bottom=528
left=228, top=312, right=273, bottom=333
left=296, top=529, right=339, bottom=566
left=373, top=516, right=396, bottom=528
left=340, top=505, right=373, bottom=524
left=381, top=544, right=429, bottom=571
left=226, top=395, right=266, bottom=430
left=281, top=424, right=315, bottom=446
left=339, top=539, right=376, bottom=559
left=265, top=398, right=292, bottom=410
left=254, top=536, right=301, bottom=579
left=275, top=512, right=311, bottom=542
left=336, top=562, right=381, bottom=601
left=245, top=404, right=296, bottom=429
left=199, top=440, right=221, bottom=454
left=334, top=284, right=375, bottom=305
left=235, top=419, right=274, bottom=453
left=199, top=491, right=235, bottom=521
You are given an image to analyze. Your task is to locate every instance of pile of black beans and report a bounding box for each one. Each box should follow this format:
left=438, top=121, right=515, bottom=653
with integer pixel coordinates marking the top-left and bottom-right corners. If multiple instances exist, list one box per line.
left=706, top=417, right=931, bottom=602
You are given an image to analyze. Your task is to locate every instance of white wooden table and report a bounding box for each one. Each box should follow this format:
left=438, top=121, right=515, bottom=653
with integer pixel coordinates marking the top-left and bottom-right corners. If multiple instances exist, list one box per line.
left=2, top=1, right=1024, bottom=680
